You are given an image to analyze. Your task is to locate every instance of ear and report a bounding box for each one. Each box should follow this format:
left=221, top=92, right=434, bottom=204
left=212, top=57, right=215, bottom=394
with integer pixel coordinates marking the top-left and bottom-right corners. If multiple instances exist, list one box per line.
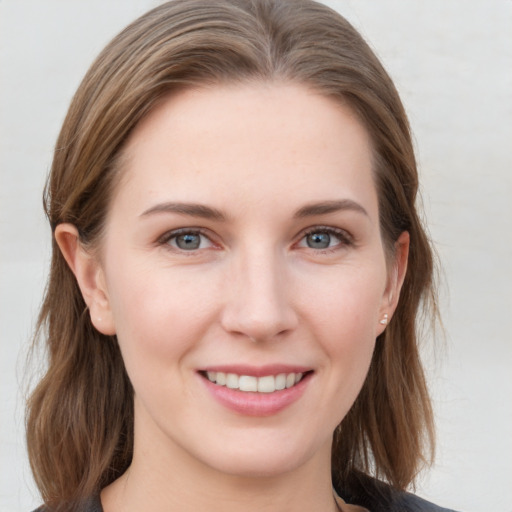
left=377, top=231, right=409, bottom=335
left=55, top=223, right=116, bottom=335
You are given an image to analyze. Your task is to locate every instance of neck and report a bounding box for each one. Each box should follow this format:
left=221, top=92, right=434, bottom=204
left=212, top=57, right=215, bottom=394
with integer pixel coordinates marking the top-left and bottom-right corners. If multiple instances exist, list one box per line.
left=102, top=428, right=338, bottom=512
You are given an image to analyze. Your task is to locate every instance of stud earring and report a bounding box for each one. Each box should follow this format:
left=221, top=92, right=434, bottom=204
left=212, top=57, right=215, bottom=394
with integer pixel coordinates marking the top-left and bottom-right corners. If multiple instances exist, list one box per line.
left=379, top=314, right=389, bottom=325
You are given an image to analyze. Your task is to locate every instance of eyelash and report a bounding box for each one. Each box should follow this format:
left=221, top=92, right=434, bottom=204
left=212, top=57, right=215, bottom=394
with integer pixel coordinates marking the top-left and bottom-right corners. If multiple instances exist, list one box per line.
left=297, top=226, right=354, bottom=253
left=157, top=228, right=216, bottom=253
left=157, top=226, right=354, bottom=254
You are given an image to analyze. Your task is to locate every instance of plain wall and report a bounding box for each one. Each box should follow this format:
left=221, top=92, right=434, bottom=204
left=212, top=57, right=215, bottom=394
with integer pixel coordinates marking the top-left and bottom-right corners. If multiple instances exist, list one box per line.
left=1, top=1, right=511, bottom=511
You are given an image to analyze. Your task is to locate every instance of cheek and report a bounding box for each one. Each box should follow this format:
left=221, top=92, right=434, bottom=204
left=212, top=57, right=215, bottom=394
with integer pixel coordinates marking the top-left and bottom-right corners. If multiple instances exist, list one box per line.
left=298, top=265, right=385, bottom=395
left=105, top=259, right=220, bottom=375
left=299, top=263, right=386, bottom=340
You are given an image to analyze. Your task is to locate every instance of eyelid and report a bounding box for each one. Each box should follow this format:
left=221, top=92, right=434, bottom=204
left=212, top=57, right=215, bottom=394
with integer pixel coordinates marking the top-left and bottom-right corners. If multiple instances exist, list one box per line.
left=155, top=225, right=354, bottom=253
left=296, top=225, right=354, bottom=249
left=157, top=227, right=218, bottom=251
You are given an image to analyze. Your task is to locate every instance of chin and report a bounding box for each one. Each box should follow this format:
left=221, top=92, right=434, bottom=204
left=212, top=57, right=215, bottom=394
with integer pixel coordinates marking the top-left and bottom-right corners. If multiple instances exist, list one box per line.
left=196, top=434, right=329, bottom=480
left=210, top=454, right=306, bottom=479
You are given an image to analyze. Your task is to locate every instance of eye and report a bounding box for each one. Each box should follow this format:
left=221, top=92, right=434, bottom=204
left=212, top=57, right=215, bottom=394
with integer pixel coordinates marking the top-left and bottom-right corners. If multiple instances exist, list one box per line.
left=305, top=232, right=332, bottom=249
left=297, top=227, right=352, bottom=251
left=161, top=229, right=214, bottom=251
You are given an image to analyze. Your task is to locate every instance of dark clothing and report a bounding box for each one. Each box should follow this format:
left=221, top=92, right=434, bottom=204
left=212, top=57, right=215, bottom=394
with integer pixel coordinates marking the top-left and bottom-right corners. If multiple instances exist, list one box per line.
left=32, top=495, right=101, bottom=512
left=33, top=491, right=459, bottom=512
left=335, top=474, right=459, bottom=512
left=371, top=491, right=458, bottom=511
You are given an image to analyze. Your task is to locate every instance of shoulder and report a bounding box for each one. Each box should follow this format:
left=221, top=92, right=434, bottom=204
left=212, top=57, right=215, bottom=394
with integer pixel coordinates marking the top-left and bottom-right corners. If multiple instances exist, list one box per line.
left=391, top=491, right=459, bottom=512
left=31, top=495, right=103, bottom=512
left=337, top=475, right=460, bottom=512
left=344, top=490, right=459, bottom=512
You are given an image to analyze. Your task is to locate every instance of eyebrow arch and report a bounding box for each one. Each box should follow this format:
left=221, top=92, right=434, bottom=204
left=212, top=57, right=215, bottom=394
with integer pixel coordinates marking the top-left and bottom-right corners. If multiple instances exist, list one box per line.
left=140, top=202, right=227, bottom=221
left=293, top=199, right=368, bottom=219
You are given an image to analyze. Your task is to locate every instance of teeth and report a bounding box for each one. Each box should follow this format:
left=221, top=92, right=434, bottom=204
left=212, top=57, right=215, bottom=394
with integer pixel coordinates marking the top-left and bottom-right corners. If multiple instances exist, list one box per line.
left=257, top=375, right=275, bottom=393
left=205, top=371, right=305, bottom=393
left=226, top=373, right=239, bottom=389
left=275, top=373, right=286, bottom=390
left=285, top=373, right=295, bottom=388
left=239, top=375, right=258, bottom=392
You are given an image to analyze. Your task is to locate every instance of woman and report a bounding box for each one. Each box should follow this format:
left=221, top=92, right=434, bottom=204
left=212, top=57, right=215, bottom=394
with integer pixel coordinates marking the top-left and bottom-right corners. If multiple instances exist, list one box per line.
left=27, top=1, right=456, bottom=511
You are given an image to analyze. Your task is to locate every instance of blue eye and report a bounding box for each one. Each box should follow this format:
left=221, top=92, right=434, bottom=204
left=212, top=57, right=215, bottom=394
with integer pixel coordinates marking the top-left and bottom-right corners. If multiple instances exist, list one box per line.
left=175, top=233, right=202, bottom=250
left=306, top=232, right=332, bottom=249
left=298, top=227, right=351, bottom=251
left=163, top=230, right=213, bottom=251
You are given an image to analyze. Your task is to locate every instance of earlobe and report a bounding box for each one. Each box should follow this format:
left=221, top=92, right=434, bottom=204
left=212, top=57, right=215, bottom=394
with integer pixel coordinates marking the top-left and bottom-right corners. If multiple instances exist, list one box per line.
left=55, top=223, right=116, bottom=335
left=377, top=231, right=410, bottom=332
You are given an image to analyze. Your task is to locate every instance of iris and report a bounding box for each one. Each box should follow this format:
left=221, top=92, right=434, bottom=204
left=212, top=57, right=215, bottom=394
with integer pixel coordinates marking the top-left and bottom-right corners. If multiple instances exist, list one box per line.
left=306, top=232, right=331, bottom=249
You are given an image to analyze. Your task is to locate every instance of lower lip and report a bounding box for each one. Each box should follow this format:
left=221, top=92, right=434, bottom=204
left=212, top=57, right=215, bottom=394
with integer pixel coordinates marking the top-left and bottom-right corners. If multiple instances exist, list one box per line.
left=201, top=373, right=312, bottom=416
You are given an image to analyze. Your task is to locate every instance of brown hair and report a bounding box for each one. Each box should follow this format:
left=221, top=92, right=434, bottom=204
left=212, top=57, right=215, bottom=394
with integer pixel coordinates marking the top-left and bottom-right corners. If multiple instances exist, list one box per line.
left=27, top=0, right=436, bottom=508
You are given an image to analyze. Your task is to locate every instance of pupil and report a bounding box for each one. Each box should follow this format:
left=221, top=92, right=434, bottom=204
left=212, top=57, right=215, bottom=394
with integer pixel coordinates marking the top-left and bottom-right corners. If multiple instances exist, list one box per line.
left=307, top=232, right=330, bottom=249
left=177, top=233, right=200, bottom=250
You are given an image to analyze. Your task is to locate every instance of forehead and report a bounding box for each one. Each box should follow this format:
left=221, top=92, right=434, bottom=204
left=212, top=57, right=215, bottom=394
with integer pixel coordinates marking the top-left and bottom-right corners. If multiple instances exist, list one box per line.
left=114, top=82, right=377, bottom=220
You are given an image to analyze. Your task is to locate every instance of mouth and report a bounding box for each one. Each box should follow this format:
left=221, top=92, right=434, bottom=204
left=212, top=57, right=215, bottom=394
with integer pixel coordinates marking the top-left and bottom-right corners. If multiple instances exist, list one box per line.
left=200, top=370, right=312, bottom=393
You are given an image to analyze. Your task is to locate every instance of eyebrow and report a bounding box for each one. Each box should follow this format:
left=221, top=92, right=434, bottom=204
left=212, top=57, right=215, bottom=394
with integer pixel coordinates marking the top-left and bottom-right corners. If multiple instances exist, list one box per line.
left=293, top=199, right=368, bottom=219
left=140, top=199, right=368, bottom=221
left=140, top=202, right=227, bottom=221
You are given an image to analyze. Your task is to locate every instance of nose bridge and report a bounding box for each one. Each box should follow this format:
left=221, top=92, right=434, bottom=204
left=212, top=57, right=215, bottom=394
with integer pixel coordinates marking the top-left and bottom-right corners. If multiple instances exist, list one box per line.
left=221, top=242, right=297, bottom=341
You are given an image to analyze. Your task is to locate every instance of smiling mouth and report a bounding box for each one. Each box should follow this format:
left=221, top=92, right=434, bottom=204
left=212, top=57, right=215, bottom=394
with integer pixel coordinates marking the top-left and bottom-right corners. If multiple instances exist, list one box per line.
left=201, top=371, right=310, bottom=393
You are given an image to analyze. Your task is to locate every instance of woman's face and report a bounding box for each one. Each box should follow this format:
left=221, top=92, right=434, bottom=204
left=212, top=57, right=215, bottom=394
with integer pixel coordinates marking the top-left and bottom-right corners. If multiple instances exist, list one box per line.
left=80, top=83, right=406, bottom=478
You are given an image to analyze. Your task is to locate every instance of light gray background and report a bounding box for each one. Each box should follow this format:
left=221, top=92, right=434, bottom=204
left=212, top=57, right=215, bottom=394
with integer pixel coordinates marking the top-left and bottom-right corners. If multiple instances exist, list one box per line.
left=1, top=1, right=511, bottom=511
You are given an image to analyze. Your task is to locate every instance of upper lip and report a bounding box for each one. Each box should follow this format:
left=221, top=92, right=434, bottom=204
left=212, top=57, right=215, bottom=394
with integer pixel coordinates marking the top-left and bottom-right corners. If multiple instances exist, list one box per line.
left=199, top=364, right=312, bottom=377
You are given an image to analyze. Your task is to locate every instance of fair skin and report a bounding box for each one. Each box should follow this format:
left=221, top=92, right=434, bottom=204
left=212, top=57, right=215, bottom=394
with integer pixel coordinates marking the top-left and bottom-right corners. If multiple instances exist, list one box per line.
left=56, top=83, right=408, bottom=512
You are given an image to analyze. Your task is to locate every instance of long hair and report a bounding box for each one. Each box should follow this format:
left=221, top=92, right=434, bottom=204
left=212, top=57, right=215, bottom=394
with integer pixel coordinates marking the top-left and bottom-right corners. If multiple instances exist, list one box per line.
left=27, top=0, right=436, bottom=508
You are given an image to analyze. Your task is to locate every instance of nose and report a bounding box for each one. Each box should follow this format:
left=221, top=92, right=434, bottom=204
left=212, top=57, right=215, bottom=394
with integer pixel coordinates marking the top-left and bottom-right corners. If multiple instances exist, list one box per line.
left=220, top=247, right=298, bottom=342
